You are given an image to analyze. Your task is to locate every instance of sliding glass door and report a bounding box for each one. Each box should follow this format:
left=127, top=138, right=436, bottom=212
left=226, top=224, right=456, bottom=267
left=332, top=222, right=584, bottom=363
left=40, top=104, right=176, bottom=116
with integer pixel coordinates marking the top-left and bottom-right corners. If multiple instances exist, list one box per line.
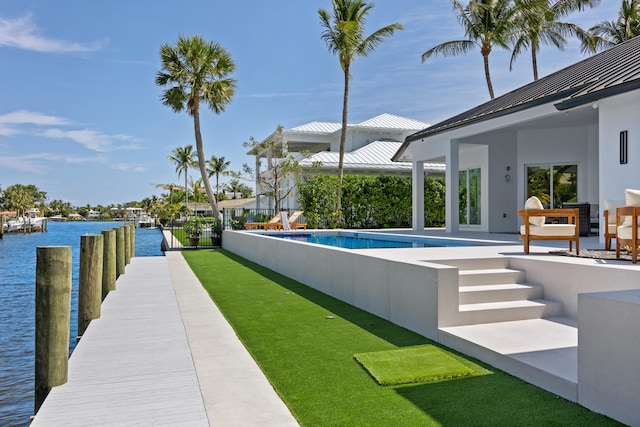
left=526, top=164, right=577, bottom=208
left=459, top=168, right=481, bottom=226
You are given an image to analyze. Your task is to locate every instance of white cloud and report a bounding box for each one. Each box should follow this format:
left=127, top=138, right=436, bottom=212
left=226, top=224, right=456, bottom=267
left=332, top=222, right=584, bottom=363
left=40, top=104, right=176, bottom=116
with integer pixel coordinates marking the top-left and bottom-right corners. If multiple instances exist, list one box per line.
left=39, top=128, right=139, bottom=152
left=0, top=125, right=19, bottom=136
left=0, top=110, right=71, bottom=126
left=0, top=153, right=56, bottom=173
left=0, top=13, right=104, bottom=53
left=111, top=163, right=147, bottom=172
left=0, top=151, right=147, bottom=174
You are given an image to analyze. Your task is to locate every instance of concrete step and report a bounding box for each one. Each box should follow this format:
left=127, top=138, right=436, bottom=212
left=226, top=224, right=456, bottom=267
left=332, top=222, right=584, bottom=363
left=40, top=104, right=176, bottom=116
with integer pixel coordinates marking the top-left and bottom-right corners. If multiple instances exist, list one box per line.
left=436, top=258, right=509, bottom=271
left=459, top=283, right=543, bottom=304
left=438, top=318, right=578, bottom=402
left=457, top=299, right=564, bottom=325
left=458, top=268, right=525, bottom=286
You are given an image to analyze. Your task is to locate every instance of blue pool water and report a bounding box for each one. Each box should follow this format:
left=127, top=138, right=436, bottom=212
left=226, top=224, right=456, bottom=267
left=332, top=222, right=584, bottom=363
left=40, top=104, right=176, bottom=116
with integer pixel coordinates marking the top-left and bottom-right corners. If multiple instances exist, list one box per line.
left=0, top=222, right=163, bottom=427
left=266, top=232, right=484, bottom=249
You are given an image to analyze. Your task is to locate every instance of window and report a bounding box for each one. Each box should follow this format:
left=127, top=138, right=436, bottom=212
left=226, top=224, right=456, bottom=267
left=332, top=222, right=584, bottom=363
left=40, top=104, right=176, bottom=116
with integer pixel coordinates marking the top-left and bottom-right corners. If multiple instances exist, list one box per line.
left=526, top=164, right=577, bottom=208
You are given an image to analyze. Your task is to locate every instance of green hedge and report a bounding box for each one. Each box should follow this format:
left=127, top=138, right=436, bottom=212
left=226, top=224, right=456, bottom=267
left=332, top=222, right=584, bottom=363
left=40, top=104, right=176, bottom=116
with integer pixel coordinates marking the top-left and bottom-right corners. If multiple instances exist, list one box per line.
left=298, top=175, right=445, bottom=229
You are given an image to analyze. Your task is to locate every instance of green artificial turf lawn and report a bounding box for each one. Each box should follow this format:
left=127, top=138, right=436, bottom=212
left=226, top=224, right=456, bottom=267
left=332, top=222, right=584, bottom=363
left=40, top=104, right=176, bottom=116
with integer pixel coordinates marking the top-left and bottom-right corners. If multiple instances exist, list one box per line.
left=354, top=345, right=489, bottom=386
left=183, top=249, right=622, bottom=426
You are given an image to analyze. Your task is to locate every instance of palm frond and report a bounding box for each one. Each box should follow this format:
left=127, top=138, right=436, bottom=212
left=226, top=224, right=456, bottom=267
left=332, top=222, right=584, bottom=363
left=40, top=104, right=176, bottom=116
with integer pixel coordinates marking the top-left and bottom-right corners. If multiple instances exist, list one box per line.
left=421, top=40, right=476, bottom=62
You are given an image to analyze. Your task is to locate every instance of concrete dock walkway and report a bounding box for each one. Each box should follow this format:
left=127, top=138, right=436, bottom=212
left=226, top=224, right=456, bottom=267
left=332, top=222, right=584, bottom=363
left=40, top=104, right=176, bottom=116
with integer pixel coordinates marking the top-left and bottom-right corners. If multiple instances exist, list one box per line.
left=31, top=252, right=298, bottom=426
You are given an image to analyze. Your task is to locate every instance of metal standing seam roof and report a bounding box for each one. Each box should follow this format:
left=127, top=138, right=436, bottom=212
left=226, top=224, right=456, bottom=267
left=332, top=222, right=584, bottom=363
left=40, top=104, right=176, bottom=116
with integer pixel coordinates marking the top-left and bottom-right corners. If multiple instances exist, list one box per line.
left=397, top=35, right=640, bottom=154
left=354, top=113, right=429, bottom=130
left=300, top=140, right=445, bottom=172
left=289, top=113, right=429, bottom=134
left=290, top=121, right=342, bottom=133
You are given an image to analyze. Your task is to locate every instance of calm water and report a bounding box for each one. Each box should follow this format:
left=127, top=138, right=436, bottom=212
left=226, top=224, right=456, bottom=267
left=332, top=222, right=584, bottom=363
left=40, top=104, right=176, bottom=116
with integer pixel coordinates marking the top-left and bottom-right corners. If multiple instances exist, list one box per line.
left=0, top=222, right=163, bottom=427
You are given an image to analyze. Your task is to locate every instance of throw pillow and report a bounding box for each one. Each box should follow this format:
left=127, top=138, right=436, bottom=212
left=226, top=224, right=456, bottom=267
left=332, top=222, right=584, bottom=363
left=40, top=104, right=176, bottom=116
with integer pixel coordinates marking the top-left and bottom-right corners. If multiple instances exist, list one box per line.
left=604, top=199, right=625, bottom=225
left=524, top=196, right=545, bottom=226
left=624, top=189, right=640, bottom=226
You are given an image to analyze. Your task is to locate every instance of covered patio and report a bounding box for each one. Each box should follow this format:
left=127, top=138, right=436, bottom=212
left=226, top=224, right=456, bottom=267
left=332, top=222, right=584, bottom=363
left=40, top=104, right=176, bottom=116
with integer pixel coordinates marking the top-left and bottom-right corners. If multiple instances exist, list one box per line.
left=393, top=36, right=640, bottom=243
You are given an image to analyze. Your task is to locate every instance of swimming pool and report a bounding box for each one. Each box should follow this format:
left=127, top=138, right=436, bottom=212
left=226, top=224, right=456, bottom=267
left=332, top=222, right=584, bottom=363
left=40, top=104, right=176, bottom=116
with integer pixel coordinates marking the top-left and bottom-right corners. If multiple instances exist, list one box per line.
left=262, top=231, right=487, bottom=249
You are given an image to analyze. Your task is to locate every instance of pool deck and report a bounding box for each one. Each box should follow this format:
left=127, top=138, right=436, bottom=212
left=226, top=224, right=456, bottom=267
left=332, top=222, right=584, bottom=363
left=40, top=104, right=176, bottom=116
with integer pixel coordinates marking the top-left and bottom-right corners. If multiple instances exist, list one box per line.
left=30, top=252, right=297, bottom=427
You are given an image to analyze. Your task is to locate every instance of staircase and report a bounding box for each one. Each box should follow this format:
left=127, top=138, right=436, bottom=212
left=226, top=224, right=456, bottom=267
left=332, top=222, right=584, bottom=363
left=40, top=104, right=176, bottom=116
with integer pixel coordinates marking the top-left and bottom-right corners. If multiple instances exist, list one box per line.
left=435, top=258, right=577, bottom=401
left=439, top=258, right=563, bottom=326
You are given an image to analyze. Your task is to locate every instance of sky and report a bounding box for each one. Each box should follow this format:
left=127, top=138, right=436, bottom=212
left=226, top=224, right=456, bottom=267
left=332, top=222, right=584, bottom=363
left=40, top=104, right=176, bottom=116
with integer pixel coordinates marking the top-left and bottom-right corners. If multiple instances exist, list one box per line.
left=0, top=0, right=621, bottom=206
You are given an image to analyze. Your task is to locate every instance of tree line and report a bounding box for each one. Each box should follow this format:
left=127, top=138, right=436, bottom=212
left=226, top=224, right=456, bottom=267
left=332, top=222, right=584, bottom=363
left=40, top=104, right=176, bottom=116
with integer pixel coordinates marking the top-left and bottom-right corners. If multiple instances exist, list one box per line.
left=0, top=183, right=155, bottom=220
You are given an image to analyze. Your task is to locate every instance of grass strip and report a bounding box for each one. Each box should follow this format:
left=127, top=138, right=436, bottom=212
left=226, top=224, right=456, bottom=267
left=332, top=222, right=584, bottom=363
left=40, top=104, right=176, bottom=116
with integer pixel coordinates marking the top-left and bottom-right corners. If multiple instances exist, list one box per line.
left=354, top=344, right=489, bottom=386
left=183, top=249, right=622, bottom=426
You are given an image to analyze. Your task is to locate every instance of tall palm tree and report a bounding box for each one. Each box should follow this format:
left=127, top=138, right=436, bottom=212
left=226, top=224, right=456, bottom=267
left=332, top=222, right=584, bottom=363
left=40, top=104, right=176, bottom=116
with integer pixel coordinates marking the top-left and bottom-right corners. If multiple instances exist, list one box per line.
left=422, top=0, right=516, bottom=99
left=156, top=35, right=237, bottom=222
left=581, top=0, right=640, bottom=52
left=207, top=155, right=231, bottom=202
left=510, top=0, right=598, bottom=80
left=319, top=0, right=402, bottom=210
left=168, top=145, right=195, bottom=215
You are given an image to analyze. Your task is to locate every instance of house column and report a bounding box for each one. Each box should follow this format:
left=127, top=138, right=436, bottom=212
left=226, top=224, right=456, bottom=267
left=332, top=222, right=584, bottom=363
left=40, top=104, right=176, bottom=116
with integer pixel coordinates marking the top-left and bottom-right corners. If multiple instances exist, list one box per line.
left=412, top=161, right=425, bottom=232
left=446, top=140, right=460, bottom=233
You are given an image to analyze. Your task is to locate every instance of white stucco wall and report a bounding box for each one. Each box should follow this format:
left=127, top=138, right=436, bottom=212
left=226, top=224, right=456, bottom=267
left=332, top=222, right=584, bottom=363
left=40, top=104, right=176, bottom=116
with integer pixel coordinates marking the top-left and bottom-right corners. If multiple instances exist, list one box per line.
left=598, top=89, right=640, bottom=210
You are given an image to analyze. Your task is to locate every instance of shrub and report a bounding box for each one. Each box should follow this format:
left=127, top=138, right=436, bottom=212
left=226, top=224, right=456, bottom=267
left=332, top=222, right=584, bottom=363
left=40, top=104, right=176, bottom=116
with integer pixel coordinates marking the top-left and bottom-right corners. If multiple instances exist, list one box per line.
left=298, top=175, right=445, bottom=229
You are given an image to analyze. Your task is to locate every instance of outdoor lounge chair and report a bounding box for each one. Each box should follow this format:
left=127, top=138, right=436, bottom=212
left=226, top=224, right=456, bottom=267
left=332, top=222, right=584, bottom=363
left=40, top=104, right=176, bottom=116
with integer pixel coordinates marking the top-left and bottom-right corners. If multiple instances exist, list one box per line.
left=603, top=199, right=625, bottom=250
left=615, top=189, right=640, bottom=263
left=616, top=206, right=640, bottom=263
left=287, top=211, right=307, bottom=230
left=518, top=196, right=580, bottom=255
left=244, top=214, right=281, bottom=230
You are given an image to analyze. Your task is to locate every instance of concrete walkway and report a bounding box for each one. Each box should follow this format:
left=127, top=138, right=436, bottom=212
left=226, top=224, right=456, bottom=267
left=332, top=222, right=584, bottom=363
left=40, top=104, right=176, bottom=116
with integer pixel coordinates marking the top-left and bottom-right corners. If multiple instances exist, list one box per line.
left=31, top=253, right=297, bottom=427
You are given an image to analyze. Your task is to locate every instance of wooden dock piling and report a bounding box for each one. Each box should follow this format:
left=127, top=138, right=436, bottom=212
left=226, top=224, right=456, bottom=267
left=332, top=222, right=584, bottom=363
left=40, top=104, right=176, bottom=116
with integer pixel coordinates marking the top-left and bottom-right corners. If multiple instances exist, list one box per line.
left=101, top=229, right=116, bottom=300
left=35, top=246, right=72, bottom=413
left=116, top=226, right=125, bottom=277
left=78, top=234, right=104, bottom=337
left=123, top=225, right=131, bottom=265
left=129, top=224, right=135, bottom=258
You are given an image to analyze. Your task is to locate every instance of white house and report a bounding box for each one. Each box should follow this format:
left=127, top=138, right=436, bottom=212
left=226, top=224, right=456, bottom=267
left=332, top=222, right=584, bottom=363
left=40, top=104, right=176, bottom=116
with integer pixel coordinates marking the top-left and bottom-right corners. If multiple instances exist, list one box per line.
left=250, top=113, right=445, bottom=210
left=394, top=36, right=640, bottom=239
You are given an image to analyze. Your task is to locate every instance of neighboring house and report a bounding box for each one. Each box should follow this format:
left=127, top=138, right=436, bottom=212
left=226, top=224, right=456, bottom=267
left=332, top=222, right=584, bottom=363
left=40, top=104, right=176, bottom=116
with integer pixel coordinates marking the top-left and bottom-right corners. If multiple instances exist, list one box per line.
left=394, top=35, right=640, bottom=238
left=87, top=209, right=101, bottom=219
left=249, top=113, right=445, bottom=211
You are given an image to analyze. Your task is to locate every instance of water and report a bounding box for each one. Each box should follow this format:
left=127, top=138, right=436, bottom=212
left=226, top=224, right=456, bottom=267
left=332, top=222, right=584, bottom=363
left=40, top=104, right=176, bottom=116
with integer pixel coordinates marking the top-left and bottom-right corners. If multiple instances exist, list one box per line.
left=0, top=222, right=163, bottom=427
left=266, top=232, right=485, bottom=249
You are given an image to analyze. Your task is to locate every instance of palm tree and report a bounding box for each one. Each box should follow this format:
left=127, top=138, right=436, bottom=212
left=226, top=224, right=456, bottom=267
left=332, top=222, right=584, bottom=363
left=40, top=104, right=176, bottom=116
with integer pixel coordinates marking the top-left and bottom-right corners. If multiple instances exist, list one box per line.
left=168, top=145, right=195, bottom=216
left=207, top=155, right=231, bottom=202
left=422, top=0, right=516, bottom=99
left=155, top=183, right=183, bottom=204
left=156, top=35, right=237, bottom=222
left=189, top=177, right=208, bottom=203
left=319, top=0, right=402, bottom=210
left=226, top=179, right=243, bottom=199
left=510, top=0, right=598, bottom=80
left=581, top=0, right=640, bottom=52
